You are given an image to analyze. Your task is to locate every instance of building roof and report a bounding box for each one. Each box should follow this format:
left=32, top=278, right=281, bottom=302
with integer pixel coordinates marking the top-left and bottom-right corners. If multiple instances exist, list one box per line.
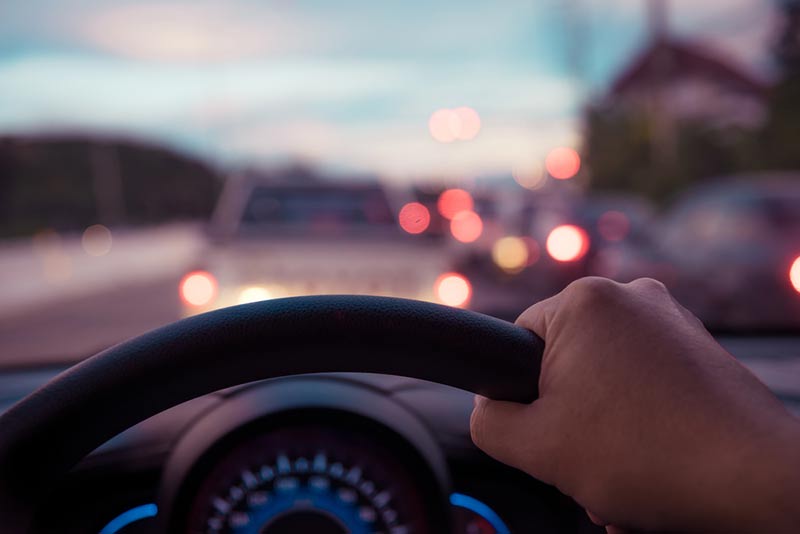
left=611, top=38, right=768, bottom=98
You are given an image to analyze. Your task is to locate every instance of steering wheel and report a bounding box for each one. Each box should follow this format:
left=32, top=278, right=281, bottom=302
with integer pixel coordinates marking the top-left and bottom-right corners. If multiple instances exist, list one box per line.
left=0, top=295, right=544, bottom=533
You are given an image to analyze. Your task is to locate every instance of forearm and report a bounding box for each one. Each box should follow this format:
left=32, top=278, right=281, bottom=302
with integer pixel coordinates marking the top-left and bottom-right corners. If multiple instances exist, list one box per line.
left=727, top=414, right=800, bottom=533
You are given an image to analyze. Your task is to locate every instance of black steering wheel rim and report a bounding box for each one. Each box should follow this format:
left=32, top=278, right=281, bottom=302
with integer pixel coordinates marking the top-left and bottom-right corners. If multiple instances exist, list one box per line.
left=0, top=295, right=544, bottom=532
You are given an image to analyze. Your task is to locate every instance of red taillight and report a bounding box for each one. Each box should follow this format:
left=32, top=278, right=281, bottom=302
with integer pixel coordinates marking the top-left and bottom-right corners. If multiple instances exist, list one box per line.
left=179, top=270, right=217, bottom=307
left=790, top=256, right=800, bottom=294
left=546, top=225, right=589, bottom=262
left=398, top=202, right=431, bottom=234
left=450, top=210, right=483, bottom=243
left=435, top=272, right=472, bottom=308
left=437, top=189, right=474, bottom=220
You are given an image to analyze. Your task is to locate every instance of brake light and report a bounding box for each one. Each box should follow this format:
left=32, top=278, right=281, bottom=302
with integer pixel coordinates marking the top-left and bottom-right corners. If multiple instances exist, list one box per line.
left=790, top=256, right=800, bottom=294
left=546, top=225, right=589, bottom=262
left=437, top=189, right=474, bottom=220
left=179, top=270, right=217, bottom=307
left=450, top=210, right=483, bottom=243
left=435, top=272, right=472, bottom=308
left=398, top=202, right=431, bottom=234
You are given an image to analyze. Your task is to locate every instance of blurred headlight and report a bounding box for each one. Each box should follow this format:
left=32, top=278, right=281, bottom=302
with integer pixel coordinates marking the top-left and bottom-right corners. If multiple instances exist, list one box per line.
left=790, top=256, right=800, bottom=294
left=546, top=225, right=589, bottom=262
left=492, top=236, right=529, bottom=273
left=179, top=270, right=217, bottom=307
left=238, top=286, right=272, bottom=304
left=435, top=272, right=472, bottom=308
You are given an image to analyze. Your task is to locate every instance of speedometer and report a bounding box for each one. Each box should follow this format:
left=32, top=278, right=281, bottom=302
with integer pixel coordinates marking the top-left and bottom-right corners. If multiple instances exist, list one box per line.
left=184, top=422, right=438, bottom=534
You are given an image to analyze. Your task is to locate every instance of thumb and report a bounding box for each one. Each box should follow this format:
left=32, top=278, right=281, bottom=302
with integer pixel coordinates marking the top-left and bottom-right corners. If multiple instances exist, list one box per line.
left=470, top=395, right=553, bottom=475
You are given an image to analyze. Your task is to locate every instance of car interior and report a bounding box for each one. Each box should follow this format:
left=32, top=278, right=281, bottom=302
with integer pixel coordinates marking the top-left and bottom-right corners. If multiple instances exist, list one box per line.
left=1, top=0, right=799, bottom=533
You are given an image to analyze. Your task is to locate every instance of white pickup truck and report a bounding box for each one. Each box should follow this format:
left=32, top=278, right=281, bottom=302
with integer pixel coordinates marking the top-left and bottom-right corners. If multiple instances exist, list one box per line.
left=179, top=173, right=470, bottom=316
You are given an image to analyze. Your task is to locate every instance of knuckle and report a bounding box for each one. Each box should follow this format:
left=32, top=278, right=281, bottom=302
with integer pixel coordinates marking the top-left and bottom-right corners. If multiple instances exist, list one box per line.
left=630, top=277, right=667, bottom=293
left=563, top=277, right=622, bottom=310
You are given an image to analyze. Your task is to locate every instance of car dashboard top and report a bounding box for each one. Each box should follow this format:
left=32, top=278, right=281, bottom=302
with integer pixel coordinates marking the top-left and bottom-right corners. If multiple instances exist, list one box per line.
left=0, top=336, right=798, bottom=534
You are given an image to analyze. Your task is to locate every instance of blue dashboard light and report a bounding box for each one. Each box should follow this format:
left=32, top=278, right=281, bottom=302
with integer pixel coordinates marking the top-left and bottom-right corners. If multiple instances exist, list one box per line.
left=99, top=503, right=158, bottom=534
left=450, top=492, right=511, bottom=534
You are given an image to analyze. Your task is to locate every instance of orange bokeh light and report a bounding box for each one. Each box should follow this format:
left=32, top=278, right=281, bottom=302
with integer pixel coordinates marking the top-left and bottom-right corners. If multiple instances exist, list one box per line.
left=597, top=210, right=630, bottom=242
left=437, top=189, right=474, bottom=219
left=179, top=270, right=217, bottom=306
left=790, top=256, right=800, bottom=294
left=546, top=225, right=589, bottom=262
left=428, top=107, right=481, bottom=143
left=545, top=147, right=581, bottom=180
left=398, top=202, right=431, bottom=234
left=450, top=210, right=483, bottom=243
left=435, top=272, right=472, bottom=307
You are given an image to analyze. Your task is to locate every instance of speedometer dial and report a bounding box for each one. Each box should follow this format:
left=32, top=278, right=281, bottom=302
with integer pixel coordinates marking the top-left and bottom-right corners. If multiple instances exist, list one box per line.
left=184, top=422, right=437, bottom=534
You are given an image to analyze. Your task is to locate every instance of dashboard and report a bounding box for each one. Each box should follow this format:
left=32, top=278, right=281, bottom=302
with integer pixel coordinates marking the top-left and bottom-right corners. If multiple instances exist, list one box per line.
left=0, top=336, right=797, bottom=534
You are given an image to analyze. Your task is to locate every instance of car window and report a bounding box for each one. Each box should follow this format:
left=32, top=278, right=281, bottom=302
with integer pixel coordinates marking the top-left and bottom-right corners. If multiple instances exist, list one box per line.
left=240, top=186, right=396, bottom=234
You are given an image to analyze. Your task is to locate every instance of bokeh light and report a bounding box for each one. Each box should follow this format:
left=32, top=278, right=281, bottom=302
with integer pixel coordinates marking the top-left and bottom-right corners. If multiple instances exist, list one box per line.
left=429, top=109, right=458, bottom=143
left=790, top=256, right=800, bottom=294
left=434, top=272, right=472, bottom=308
left=428, top=107, right=481, bottom=142
left=32, top=230, right=73, bottom=283
left=437, top=189, right=474, bottom=219
left=238, top=286, right=271, bottom=304
left=453, top=106, right=481, bottom=140
left=179, top=270, right=217, bottom=306
left=597, top=211, right=630, bottom=242
left=522, top=237, right=541, bottom=266
left=546, top=225, right=589, bottom=262
left=398, top=202, right=431, bottom=234
left=492, top=236, right=529, bottom=273
left=81, top=224, right=113, bottom=256
left=450, top=210, right=483, bottom=243
left=545, top=147, right=581, bottom=180
left=512, top=160, right=547, bottom=190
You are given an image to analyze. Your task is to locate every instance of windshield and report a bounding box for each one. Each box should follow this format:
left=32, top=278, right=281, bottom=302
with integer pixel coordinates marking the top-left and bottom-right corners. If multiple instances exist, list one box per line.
left=1, top=0, right=800, bottom=365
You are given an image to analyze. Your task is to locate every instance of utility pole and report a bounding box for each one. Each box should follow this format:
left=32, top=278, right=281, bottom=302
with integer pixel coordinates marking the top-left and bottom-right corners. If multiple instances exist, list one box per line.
left=646, top=0, right=676, bottom=181
left=648, top=0, right=669, bottom=42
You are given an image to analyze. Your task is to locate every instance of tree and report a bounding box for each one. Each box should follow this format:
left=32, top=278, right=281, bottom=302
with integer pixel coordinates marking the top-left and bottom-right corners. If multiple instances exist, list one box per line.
left=759, top=0, right=800, bottom=169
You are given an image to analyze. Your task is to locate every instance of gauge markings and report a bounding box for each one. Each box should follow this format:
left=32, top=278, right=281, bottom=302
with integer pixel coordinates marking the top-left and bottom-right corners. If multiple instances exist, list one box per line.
left=203, top=451, right=410, bottom=534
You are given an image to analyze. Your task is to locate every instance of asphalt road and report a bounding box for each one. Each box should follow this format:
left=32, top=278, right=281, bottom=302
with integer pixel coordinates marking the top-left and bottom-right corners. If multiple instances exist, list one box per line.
left=0, top=276, right=183, bottom=367
left=1, top=274, right=799, bottom=418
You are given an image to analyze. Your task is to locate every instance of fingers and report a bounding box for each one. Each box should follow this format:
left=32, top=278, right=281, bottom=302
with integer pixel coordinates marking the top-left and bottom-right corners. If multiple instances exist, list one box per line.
left=470, top=395, right=558, bottom=480
left=515, top=292, right=560, bottom=339
left=587, top=510, right=607, bottom=526
left=470, top=395, right=530, bottom=466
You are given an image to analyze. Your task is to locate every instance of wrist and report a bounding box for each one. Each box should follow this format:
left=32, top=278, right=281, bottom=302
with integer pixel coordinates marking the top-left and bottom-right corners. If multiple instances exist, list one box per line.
left=732, top=414, right=800, bottom=533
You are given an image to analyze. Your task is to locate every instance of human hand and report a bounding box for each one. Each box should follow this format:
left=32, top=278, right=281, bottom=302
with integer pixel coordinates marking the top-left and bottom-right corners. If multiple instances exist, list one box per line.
left=471, top=277, right=800, bottom=533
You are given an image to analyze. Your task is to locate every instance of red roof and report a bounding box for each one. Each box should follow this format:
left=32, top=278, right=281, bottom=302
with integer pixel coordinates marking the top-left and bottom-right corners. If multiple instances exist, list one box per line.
left=611, top=38, right=768, bottom=98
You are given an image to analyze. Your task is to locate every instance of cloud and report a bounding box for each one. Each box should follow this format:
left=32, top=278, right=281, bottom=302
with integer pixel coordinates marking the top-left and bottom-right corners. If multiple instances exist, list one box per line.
left=70, top=0, right=347, bottom=62
left=222, top=115, right=579, bottom=179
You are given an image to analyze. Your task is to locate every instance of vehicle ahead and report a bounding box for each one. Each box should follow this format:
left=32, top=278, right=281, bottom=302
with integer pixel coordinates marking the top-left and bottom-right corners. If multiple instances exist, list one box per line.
left=619, top=175, right=800, bottom=329
left=179, top=171, right=470, bottom=315
left=454, top=189, right=654, bottom=318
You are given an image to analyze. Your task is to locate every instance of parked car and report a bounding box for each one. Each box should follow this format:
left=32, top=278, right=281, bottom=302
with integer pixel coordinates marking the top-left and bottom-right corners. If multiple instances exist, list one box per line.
left=619, top=174, right=800, bottom=329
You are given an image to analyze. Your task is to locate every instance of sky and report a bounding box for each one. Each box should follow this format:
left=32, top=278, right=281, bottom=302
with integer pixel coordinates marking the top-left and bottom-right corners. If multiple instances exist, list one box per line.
left=0, top=0, right=779, bottom=180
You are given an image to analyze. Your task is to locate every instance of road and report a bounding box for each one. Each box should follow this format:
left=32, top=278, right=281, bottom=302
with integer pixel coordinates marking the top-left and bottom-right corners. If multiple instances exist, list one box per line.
left=1, top=269, right=799, bottom=418
left=0, top=276, right=183, bottom=367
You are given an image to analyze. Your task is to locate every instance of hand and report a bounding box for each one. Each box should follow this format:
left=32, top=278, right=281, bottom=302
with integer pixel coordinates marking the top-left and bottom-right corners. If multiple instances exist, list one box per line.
left=470, top=277, right=800, bottom=533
